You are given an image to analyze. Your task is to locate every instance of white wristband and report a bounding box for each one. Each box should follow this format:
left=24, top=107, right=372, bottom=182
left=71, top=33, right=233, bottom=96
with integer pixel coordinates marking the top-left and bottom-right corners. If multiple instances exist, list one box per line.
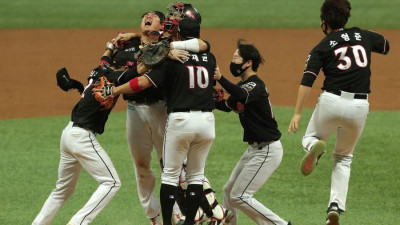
left=106, top=42, right=114, bottom=51
left=172, top=38, right=200, bottom=53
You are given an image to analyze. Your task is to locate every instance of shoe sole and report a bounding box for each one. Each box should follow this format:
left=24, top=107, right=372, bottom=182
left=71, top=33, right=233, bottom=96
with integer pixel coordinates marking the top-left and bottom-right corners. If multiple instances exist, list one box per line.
left=326, top=211, right=340, bottom=225
left=300, top=140, right=326, bottom=176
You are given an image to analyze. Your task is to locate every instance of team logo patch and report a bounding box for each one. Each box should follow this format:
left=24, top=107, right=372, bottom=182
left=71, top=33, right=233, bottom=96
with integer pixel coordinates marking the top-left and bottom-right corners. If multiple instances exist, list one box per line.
left=241, top=82, right=256, bottom=91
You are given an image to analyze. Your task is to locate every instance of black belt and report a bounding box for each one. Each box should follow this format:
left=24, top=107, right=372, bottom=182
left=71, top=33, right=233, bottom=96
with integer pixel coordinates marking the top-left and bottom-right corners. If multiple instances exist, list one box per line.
left=170, top=109, right=212, bottom=113
left=248, top=141, right=274, bottom=145
left=128, top=97, right=162, bottom=104
left=326, top=90, right=368, bottom=99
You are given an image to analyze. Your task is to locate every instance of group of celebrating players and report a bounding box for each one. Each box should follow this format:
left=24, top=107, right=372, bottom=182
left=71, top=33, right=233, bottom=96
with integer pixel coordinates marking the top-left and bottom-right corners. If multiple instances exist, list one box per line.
left=32, top=0, right=389, bottom=225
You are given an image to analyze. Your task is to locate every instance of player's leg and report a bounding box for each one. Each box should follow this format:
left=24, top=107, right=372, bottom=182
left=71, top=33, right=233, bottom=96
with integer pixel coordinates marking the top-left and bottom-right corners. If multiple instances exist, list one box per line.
left=329, top=99, right=368, bottom=213
left=68, top=131, right=121, bottom=225
left=33, top=125, right=82, bottom=225
left=184, top=111, right=215, bottom=224
left=201, top=177, right=233, bottom=224
left=222, top=150, right=250, bottom=225
left=127, top=103, right=161, bottom=220
left=160, top=112, right=193, bottom=225
left=228, top=141, right=288, bottom=225
left=301, top=92, right=341, bottom=175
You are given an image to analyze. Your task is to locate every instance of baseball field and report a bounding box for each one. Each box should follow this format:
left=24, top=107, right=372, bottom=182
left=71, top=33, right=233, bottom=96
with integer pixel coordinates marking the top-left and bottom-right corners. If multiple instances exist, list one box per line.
left=1, top=0, right=399, bottom=224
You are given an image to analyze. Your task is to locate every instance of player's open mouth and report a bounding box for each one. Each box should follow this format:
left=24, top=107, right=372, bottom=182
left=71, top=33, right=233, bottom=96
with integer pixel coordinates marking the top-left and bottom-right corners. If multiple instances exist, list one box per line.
left=145, top=20, right=152, bottom=26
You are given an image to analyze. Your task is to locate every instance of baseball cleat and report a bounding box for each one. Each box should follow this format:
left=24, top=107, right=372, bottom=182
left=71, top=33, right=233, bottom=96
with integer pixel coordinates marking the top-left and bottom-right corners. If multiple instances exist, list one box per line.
left=326, top=202, right=342, bottom=225
left=300, top=140, right=326, bottom=176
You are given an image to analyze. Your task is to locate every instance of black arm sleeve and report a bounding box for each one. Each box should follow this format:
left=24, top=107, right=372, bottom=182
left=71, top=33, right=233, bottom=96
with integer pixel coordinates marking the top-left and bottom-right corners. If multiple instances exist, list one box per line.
left=100, top=56, right=112, bottom=65
left=106, top=68, right=140, bottom=86
left=218, top=76, right=248, bottom=100
left=215, top=100, right=232, bottom=112
left=116, top=68, right=140, bottom=85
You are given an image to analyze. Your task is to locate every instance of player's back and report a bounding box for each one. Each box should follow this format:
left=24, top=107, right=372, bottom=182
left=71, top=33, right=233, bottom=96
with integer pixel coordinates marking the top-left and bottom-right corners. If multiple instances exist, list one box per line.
left=309, top=27, right=389, bottom=93
left=147, top=51, right=217, bottom=113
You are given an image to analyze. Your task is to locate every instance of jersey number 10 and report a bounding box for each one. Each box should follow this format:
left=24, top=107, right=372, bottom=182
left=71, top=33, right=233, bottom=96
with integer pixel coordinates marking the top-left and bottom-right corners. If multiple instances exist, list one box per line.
left=334, top=45, right=368, bottom=70
left=187, top=66, right=209, bottom=89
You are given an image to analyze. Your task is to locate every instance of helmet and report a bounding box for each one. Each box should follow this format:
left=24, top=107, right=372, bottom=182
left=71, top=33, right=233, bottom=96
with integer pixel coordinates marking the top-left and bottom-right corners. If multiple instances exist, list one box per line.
left=167, top=2, right=202, bottom=24
left=178, top=17, right=200, bottom=40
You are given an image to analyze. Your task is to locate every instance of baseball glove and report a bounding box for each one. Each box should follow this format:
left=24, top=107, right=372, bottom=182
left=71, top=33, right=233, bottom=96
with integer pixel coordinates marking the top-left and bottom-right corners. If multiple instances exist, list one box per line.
left=56, top=67, right=84, bottom=94
left=136, top=40, right=170, bottom=67
left=92, top=76, right=115, bottom=109
left=213, top=87, right=225, bottom=102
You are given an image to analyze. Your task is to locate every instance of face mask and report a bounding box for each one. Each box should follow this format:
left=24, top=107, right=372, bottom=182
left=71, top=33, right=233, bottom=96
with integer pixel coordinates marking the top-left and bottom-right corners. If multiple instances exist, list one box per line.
left=230, top=62, right=249, bottom=77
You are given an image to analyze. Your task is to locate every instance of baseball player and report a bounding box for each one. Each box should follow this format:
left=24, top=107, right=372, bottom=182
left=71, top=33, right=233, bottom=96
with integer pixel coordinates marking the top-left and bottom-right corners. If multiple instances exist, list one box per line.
left=32, top=42, right=147, bottom=225
left=111, top=6, right=212, bottom=225
left=213, top=40, right=291, bottom=225
left=287, top=0, right=390, bottom=224
left=106, top=17, right=217, bottom=225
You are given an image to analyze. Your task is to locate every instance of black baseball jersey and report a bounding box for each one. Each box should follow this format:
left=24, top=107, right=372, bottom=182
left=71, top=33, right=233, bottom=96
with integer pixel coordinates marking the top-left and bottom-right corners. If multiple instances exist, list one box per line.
left=118, top=39, right=164, bottom=103
left=216, top=75, right=281, bottom=143
left=145, top=52, right=217, bottom=113
left=71, top=57, right=140, bottom=134
left=302, top=27, right=389, bottom=93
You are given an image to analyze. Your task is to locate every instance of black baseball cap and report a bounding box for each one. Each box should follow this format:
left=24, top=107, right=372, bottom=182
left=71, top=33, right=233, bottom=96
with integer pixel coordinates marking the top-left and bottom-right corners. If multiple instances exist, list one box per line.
left=142, top=11, right=166, bottom=24
left=178, top=17, right=200, bottom=40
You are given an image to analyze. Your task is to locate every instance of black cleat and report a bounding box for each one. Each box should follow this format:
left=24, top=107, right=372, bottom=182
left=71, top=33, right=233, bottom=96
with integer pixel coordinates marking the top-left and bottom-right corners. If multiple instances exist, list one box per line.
left=326, top=202, right=343, bottom=225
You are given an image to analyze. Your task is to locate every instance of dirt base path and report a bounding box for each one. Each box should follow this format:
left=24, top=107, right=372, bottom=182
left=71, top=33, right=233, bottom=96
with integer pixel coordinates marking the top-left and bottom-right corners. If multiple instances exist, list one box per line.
left=1, top=28, right=399, bottom=119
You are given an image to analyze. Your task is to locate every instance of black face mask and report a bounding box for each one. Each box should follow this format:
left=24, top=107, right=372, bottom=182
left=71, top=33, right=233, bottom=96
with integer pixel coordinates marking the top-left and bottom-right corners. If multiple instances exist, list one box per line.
left=230, top=62, right=249, bottom=77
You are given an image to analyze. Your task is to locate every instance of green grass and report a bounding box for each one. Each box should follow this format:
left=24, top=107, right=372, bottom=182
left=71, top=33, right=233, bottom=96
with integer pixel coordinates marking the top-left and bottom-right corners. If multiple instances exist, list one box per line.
left=0, top=0, right=399, bottom=29
left=1, top=107, right=399, bottom=224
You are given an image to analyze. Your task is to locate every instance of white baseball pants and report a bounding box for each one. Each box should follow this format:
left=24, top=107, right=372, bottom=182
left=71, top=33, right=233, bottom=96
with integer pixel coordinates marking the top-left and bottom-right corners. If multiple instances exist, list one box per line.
left=302, top=91, right=369, bottom=211
left=223, top=141, right=287, bottom=225
left=32, top=122, right=121, bottom=225
left=161, top=111, right=215, bottom=186
left=126, top=101, right=168, bottom=219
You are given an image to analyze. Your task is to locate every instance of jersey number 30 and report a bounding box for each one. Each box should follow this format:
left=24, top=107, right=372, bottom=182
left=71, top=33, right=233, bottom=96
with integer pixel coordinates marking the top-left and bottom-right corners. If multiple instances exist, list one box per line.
left=334, top=45, right=367, bottom=70
left=187, top=66, right=209, bottom=89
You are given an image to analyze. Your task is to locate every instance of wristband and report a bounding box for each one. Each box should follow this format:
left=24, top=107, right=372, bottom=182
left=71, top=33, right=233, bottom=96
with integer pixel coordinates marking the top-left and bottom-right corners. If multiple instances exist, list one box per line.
left=106, top=42, right=115, bottom=51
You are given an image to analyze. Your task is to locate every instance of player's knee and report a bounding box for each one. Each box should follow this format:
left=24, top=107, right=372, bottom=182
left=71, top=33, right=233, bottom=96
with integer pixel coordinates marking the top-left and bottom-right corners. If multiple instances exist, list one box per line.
left=229, top=194, right=243, bottom=208
left=135, top=167, right=154, bottom=180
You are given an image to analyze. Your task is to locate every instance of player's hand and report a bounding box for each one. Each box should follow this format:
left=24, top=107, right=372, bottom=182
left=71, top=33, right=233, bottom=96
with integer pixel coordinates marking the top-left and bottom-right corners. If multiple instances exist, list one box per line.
left=113, top=32, right=140, bottom=48
left=168, top=49, right=189, bottom=64
left=214, top=65, right=222, bottom=81
left=136, top=63, right=151, bottom=74
left=288, top=113, right=301, bottom=134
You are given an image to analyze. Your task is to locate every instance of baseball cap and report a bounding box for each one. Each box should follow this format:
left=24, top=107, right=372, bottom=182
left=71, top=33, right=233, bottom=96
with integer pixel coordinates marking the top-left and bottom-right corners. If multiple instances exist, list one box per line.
left=178, top=17, right=200, bottom=40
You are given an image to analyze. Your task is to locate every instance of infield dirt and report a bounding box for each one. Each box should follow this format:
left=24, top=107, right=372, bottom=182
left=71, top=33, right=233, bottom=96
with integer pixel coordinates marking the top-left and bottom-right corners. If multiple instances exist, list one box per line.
left=1, top=28, right=399, bottom=119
